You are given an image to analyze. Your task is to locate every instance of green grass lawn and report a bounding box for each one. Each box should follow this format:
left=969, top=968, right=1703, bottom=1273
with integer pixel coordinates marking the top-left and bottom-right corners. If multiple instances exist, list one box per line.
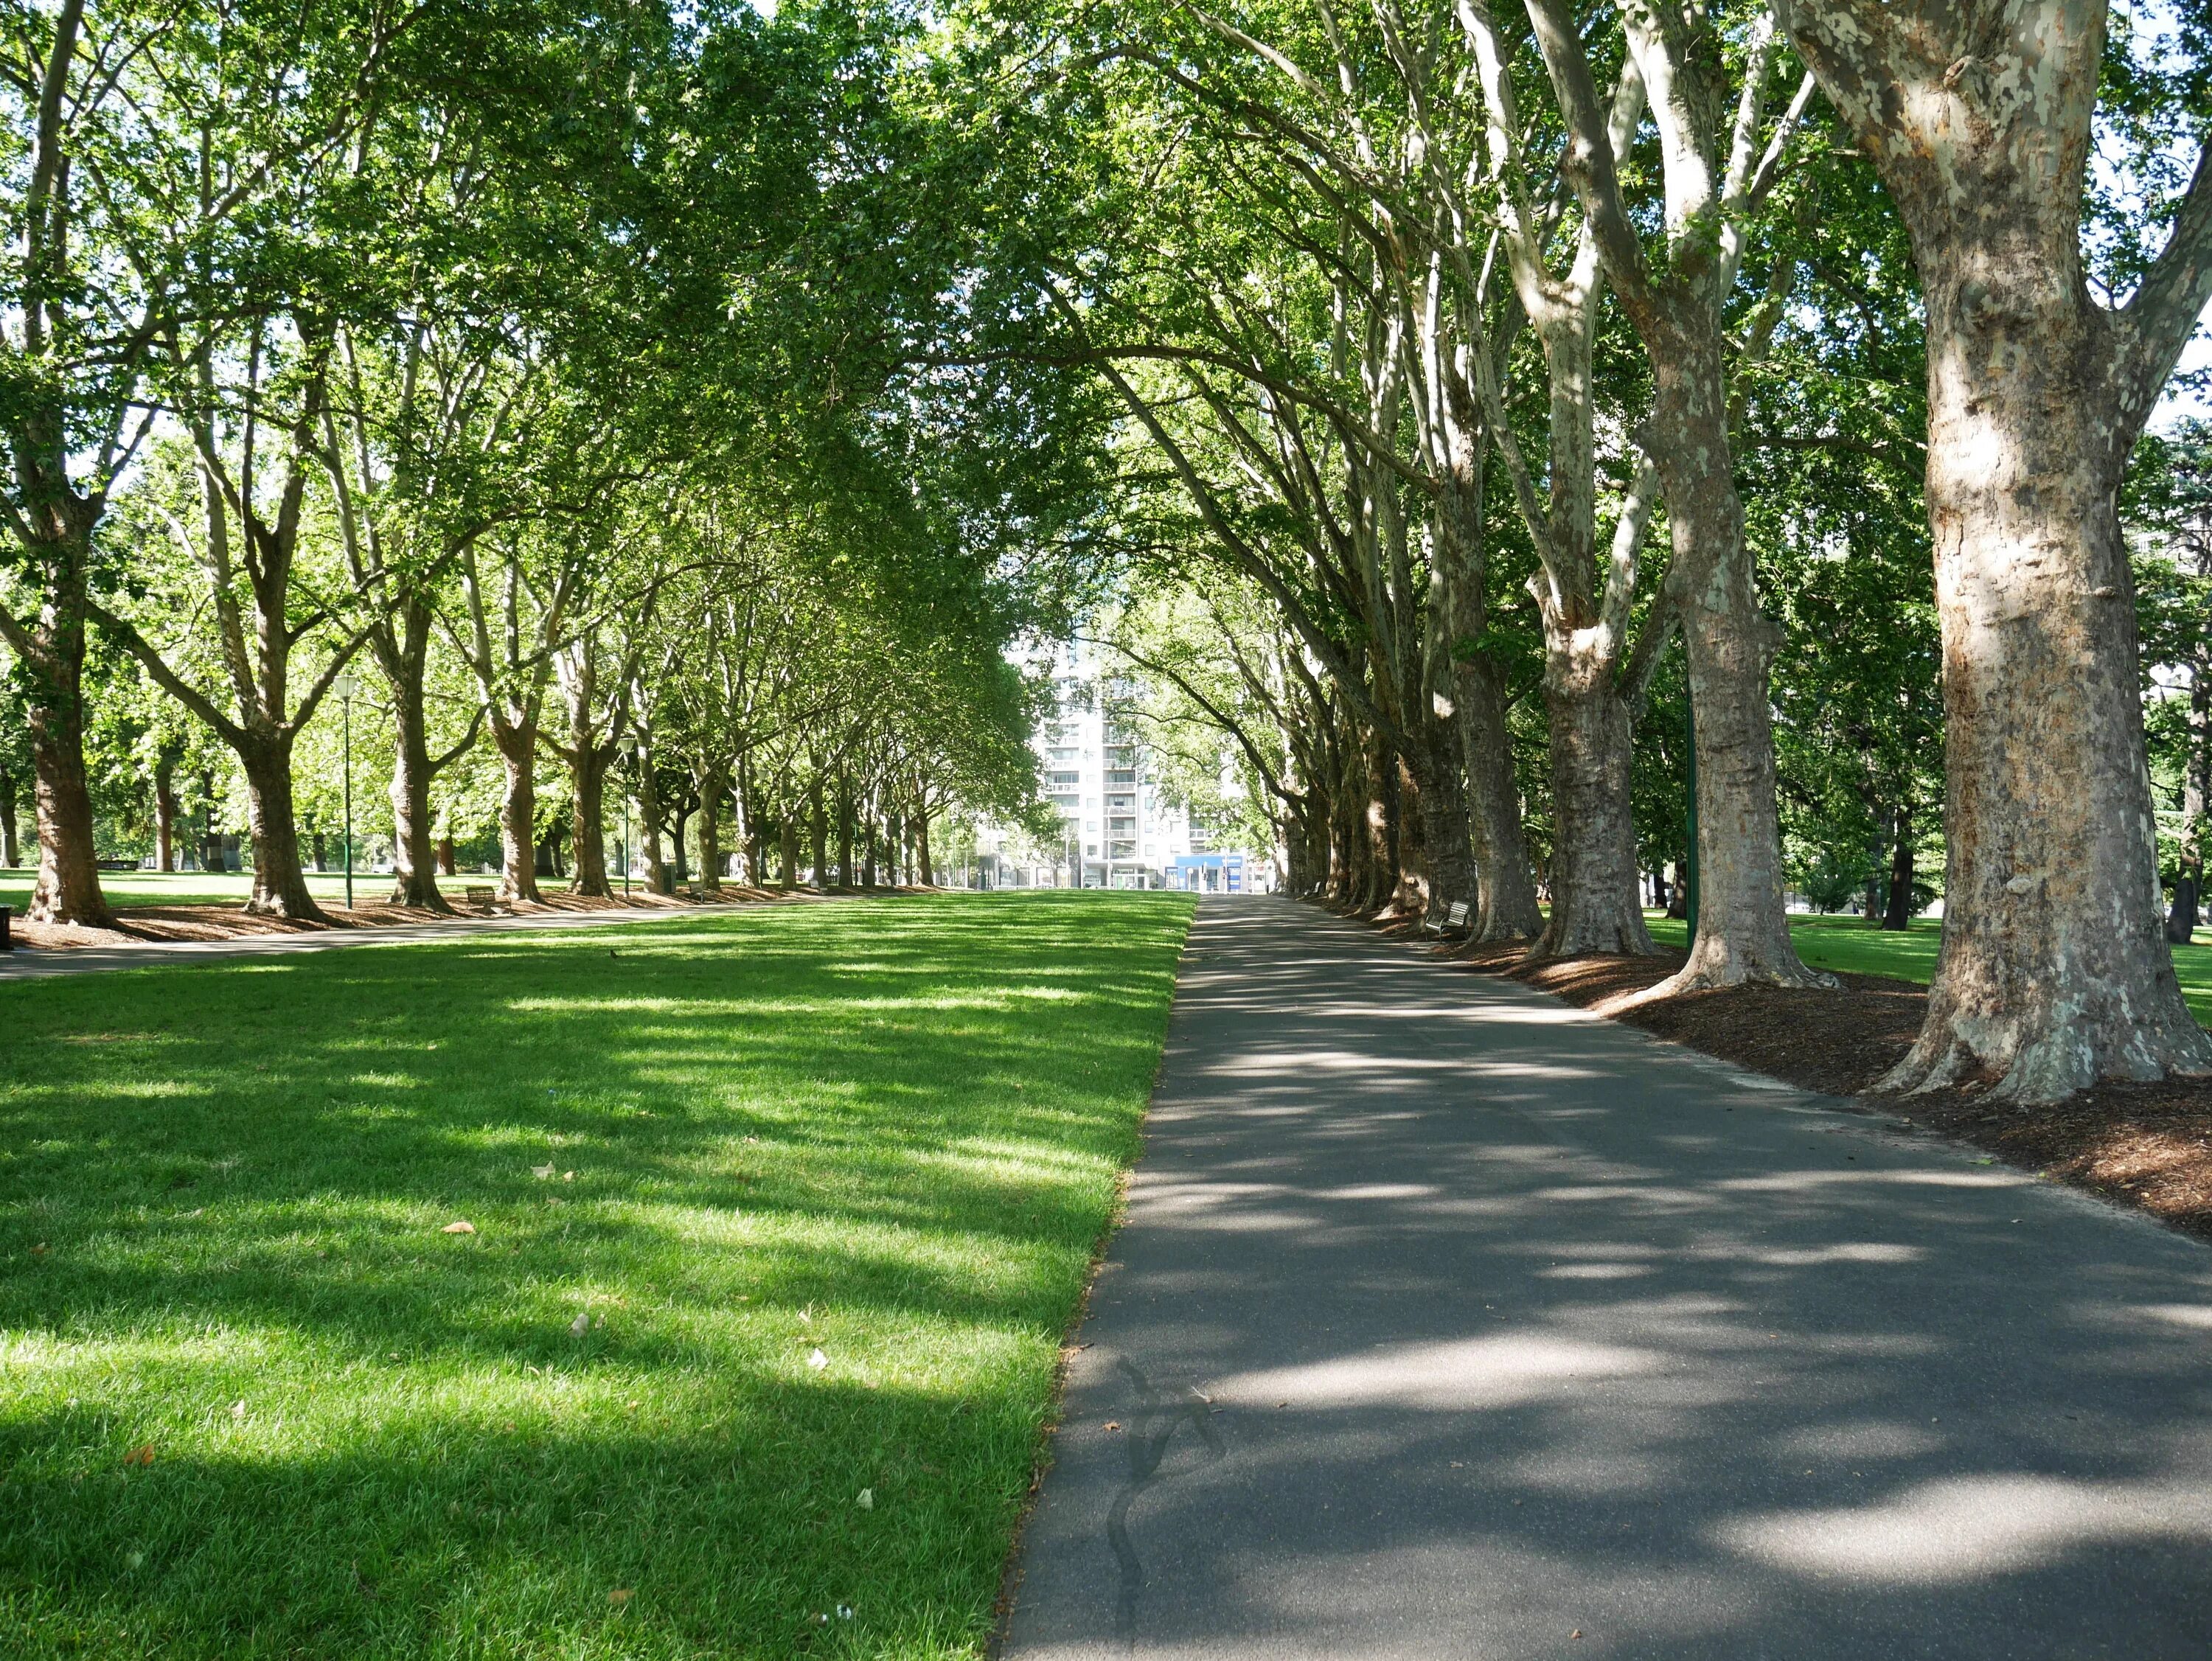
left=0, top=868, right=391, bottom=911
left=0, top=891, right=1193, bottom=1660
left=1644, top=910, right=2212, bottom=1025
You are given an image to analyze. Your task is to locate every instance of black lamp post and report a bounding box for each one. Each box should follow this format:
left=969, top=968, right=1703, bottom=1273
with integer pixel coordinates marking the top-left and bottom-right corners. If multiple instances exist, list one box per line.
left=337, top=672, right=356, bottom=910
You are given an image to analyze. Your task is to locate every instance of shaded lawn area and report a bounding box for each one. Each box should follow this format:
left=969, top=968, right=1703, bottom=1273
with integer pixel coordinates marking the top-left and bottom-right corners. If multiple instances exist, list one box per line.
left=1643, top=912, right=2212, bottom=1025
left=0, top=870, right=367, bottom=911
left=0, top=891, right=1193, bottom=1659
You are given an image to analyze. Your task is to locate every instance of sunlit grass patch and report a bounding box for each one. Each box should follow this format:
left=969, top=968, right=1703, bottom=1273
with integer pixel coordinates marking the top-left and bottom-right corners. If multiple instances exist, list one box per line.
left=0, top=891, right=1192, bottom=1660
left=1646, top=910, right=2212, bottom=1025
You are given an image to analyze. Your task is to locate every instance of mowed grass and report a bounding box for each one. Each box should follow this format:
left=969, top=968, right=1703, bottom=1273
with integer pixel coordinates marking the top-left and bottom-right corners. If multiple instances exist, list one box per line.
left=1644, top=911, right=2212, bottom=1025
left=0, top=891, right=1194, bottom=1660
left=0, top=869, right=380, bottom=911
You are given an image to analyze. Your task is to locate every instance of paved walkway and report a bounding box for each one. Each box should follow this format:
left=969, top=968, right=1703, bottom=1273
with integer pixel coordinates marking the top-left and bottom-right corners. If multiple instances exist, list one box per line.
left=0, top=897, right=788, bottom=981
left=1004, top=897, right=2212, bottom=1660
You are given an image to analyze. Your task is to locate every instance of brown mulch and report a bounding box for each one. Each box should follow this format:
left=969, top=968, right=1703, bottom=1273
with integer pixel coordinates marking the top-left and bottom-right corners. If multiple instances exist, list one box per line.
left=4, top=885, right=818, bottom=953
left=1434, top=932, right=2212, bottom=1245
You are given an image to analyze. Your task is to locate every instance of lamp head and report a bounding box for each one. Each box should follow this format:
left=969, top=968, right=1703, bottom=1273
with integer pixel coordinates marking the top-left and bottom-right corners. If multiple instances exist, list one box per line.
left=336, top=672, right=357, bottom=701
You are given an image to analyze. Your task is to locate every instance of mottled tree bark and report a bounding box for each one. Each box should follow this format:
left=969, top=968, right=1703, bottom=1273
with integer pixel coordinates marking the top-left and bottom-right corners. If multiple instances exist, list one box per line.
left=1533, top=641, right=1652, bottom=957
left=237, top=734, right=322, bottom=919
left=23, top=600, right=113, bottom=924
left=493, top=718, right=540, bottom=904
left=695, top=764, right=728, bottom=895
left=1526, top=0, right=1825, bottom=994
left=1779, top=0, right=2212, bottom=1099
left=1883, top=805, right=1915, bottom=933
left=152, top=751, right=178, bottom=874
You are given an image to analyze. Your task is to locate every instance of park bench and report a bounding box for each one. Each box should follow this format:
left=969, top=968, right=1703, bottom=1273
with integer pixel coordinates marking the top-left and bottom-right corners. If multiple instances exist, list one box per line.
left=463, top=885, right=503, bottom=908
left=1422, top=899, right=1472, bottom=939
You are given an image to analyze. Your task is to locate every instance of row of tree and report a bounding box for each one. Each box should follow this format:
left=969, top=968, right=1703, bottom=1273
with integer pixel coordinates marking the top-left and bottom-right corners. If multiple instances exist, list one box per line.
left=0, top=0, right=1095, bottom=925
left=979, top=0, right=2212, bottom=1107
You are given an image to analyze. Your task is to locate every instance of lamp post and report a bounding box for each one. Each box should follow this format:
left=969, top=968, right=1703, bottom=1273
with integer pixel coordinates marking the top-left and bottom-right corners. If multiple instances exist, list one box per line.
left=336, top=672, right=357, bottom=910
left=616, top=733, right=637, bottom=901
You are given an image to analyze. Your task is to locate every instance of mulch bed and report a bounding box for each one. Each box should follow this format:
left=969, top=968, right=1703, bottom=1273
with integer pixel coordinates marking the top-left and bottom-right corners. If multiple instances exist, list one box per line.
left=1431, top=932, right=2212, bottom=1245
left=4, top=885, right=818, bottom=953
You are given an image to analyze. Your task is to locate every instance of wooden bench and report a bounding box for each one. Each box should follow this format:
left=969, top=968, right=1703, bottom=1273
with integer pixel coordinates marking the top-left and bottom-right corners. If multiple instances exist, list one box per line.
left=463, top=885, right=501, bottom=908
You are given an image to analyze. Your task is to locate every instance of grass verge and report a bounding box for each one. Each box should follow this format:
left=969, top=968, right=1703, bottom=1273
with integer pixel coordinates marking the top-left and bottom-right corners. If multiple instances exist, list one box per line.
left=1643, top=912, right=2212, bottom=1025
left=0, top=891, right=1192, bottom=1659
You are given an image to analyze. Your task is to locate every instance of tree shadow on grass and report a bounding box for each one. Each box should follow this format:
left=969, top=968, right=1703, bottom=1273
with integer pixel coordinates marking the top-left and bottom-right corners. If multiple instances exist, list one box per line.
left=0, top=893, right=1195, bottom=1659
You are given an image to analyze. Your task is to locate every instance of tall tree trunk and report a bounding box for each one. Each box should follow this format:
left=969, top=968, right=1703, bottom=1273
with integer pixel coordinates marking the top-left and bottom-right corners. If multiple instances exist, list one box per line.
left=238, top=734, right=324, bottom=920
left=570, top=745, right=610, bottom=898
left=1403, top=728, right=1479, bottom=924
left=1455, top=655, right=1545, bottom=940
left=199, top=774, right=224, bottom=874
left=152, top=752, right=178, bottom=874
left=1781, top=0, right=2212, bottom=1100
left=387, top=686, right=447, bottom=911
left=1531, top=644, right=1651, bottom=957
left=835, top=778, right=855, bottom=887
left=809, top=780, right=827, bottom=887
left=779, top=811, right=799, bottom=888
left=493, top=719, right=541, bottom=904
left=738, top=761, right=763, bottom=888
left=437, top=835, right=455, bottom=877
left=635, top=747, right=669, bottom=896
left=2172, top=672, right=2207, bottom=944
left=672, top=803, right=691, bottom=885
left=313, top=830, right=327, bottom=873
left=0, top=762, right=16, bottom=868
left=24, top=626, right=112, bottom=924
left=915, top=809, right=933, bottom=886
left=1645, top=334, right=1823, bottom=989
left=695, top=766, right=727, bottom=896
left=1882, top=805, right=1916, bottom=933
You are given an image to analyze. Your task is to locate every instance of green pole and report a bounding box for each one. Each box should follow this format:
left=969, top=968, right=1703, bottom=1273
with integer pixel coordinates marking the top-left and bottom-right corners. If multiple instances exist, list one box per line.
left=1684, top=688, right=1700, bottom=940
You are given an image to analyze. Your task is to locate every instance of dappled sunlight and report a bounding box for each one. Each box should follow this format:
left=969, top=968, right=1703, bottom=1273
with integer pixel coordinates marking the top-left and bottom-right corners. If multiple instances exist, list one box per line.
left=0, top=892, right=1196, bottom=1657
left=1009, top=899, right=2212, bottom=1658
left=1713, top=1473, right=2212, bottom=1584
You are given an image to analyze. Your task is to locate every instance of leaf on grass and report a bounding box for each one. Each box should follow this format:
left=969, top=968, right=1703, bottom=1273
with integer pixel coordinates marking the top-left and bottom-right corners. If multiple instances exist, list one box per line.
left=29, top=1242, right=49, bottom=1256
left=608, top=1588, right=633, bottom=1606
left=229, top=1401, right=246, bottom=1420
left=807, top=1348, right=828, bottom=1371
left=855, top=1488, right=873, bottom=1510
left=570, top=1313, right=591, bottom=1336
left=532, top=1164, right=557, bottom=1180
left=563, top=1171, right=575, bottom=1182
left=1103, top=1421, right=1121, bottom=1432
left=123, top=1444, right=155, bottom=1468
left=441, top=1220, right=476, bottom=1235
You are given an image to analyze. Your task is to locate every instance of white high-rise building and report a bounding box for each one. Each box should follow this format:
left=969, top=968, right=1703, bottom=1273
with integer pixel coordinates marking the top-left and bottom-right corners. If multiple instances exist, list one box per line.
left=973, top=642, right=1270, bottom=891
left=1035, top=645, right=1192, bottom=887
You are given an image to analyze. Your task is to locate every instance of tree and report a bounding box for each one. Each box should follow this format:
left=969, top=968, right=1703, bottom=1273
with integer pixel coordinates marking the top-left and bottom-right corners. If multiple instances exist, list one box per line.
left=1775, top=0, right=2212, bottom=1100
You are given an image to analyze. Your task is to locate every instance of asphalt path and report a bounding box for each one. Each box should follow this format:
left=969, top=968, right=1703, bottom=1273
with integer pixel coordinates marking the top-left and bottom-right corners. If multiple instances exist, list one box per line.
left=1002, top=896, right=2212, bottom=1660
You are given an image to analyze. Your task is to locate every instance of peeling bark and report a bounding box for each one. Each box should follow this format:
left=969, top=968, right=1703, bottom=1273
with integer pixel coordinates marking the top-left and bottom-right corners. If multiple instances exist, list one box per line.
left=1778, top=0, right=2212, bottom=1099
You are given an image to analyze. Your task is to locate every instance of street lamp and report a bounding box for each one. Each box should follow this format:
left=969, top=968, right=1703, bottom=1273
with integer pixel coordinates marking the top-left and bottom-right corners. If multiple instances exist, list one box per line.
left=616, top=733, right=638, bottom=901
left=335, top=672, right=357, bottom=910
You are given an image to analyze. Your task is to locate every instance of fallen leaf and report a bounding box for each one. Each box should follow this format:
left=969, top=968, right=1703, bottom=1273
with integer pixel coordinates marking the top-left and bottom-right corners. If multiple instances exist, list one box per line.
left=608, top=1588, right=633, bottom=1606
left=563, top=1171, right=575, bottom=1182
left=440, top=1220, right=476, bottom=1235
left=123, top=1444, right=155, bottom=1468
left=1571, top=1631, right=1583, bottom=1641
left=569, top=1313, right=591, bottom=1336
left=532, top=1164, right=556, bottom=1180
left=1103, top=1421, right=1121, bottom=1432
left=855, top=1488, right=873, bottom=1510
left=229, top=1401, right=246, bottom=1420
left=30, top=1242, right=49, bottom=1256
left=806, top=1348, right=828, bottom=1371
